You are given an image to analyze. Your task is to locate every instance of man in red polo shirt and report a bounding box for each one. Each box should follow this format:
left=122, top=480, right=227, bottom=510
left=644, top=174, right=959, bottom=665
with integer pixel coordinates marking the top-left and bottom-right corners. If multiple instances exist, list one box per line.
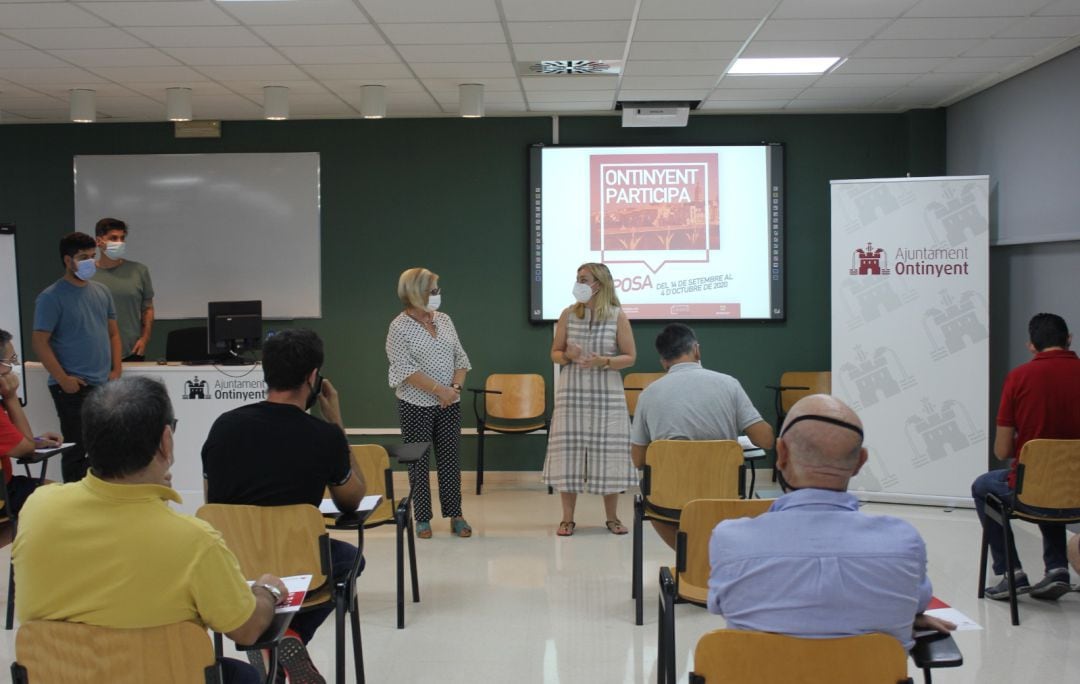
left=974, top=313, right=1080, bottom=600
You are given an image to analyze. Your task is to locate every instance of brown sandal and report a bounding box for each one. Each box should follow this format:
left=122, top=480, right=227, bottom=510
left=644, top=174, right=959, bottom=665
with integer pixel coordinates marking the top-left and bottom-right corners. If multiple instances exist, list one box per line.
left=557, top=521, right=576, bottom=537
left=606, top=519, right=628, bottom=535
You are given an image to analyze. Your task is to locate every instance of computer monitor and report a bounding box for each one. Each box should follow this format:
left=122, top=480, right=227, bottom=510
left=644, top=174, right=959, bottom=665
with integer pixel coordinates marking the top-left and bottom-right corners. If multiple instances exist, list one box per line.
left=207, top=300, right=262, bottom=363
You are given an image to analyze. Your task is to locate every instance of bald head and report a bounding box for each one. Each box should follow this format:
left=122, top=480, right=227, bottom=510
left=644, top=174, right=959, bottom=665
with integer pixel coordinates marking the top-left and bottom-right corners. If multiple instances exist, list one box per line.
left=776, top=394, right=867, bottom=491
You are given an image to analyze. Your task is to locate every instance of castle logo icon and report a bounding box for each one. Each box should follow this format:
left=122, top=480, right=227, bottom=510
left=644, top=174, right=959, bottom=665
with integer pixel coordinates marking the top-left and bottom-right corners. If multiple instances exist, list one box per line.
left=182, top=376, right=210, bottom=400
left=850, top=242, right=891, bottom=275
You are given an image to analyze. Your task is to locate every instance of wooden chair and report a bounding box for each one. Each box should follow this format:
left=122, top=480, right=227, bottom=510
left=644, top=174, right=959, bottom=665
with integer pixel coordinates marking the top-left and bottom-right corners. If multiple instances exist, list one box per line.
left=977, top=438, right=1080, bottom=625
left=766, top=371, right=831, bottom=479
left=687, top=629, right=914, bottom=684
left=11, top=620, right=221, bottom=683
left=624, top=371, right=666, bottom=418
left=632, top=440, right=745, bottom=626
left=657, top=498, right=773, bottom=684
left=197, top=503, right=364, bottom=684
left=470, top=373, right=548, bottom=495
left=337, top=445, right=419, bottom=630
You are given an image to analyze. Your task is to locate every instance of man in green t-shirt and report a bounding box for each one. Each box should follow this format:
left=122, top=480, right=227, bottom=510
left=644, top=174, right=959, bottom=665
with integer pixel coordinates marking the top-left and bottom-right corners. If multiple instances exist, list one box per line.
left=92, top=218, right=155, bottom=361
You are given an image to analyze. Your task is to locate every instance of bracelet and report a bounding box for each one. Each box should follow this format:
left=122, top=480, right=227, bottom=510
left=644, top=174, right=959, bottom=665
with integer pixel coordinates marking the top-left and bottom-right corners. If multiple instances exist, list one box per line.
left=254, top=583, right=282, bottom=604
left=431, top=380, right=439, bottom=392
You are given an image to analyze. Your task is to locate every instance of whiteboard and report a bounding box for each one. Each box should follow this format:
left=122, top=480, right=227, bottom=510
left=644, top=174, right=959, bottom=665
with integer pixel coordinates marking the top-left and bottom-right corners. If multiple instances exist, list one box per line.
left=74, top=153, right=321, bottom=319
left=0, top=224, right=26, bottom=403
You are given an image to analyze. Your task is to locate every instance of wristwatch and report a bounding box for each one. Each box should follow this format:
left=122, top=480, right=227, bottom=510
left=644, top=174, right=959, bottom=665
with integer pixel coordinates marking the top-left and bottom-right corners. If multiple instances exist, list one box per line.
left=450, top=382, right=462, bottom=391
left=255, top=583, right=283, bottom=603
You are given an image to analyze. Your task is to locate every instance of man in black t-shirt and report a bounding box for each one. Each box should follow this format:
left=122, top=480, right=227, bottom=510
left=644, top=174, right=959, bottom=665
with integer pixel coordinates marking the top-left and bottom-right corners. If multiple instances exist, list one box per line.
left=202, top=329, right=365, bottom=684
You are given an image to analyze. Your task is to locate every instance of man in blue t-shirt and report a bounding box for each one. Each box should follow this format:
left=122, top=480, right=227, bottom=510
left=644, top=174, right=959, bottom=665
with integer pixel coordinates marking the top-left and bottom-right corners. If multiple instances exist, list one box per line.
left=32, top=232, right=121, bottom=482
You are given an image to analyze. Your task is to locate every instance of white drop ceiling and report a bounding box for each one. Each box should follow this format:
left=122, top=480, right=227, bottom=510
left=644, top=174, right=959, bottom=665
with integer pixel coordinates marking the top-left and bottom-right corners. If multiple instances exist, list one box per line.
left=1, top=0, right=1078, bottom=122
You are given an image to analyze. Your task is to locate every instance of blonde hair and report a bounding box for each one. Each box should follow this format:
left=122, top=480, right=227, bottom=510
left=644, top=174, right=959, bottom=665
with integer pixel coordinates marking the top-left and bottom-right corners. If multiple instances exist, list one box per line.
left=398, top=267, right=438, bottom=309
left=573, top=262, right=620, bottom=320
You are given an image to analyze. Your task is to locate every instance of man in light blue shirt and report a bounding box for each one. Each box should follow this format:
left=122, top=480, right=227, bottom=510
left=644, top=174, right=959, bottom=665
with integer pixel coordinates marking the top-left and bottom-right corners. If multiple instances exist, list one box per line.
left=707, top=394, right=954, bottom=650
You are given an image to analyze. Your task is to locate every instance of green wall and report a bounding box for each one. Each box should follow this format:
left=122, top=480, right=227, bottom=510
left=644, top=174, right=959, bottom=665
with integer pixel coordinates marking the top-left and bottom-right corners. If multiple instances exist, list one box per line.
left=0, top=111, right=944, bottom=470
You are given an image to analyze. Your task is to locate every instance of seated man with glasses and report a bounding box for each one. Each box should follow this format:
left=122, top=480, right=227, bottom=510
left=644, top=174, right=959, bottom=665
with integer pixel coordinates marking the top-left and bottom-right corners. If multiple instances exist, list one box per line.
left=0, top=328, right=62, bottom=515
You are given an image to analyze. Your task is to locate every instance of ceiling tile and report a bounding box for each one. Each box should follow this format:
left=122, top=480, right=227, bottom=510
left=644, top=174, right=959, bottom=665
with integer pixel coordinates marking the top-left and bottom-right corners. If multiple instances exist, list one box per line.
left=617, top=89, right=709, bottom=101
left=161, top=46, right=288, bottom=67
left=756, top=18, right=891, bottom=41
left=381, top=22, right=505, bottom=45
left=409, top=61, right=516, bottom=78
left=50, top=47, right=180, bottom=68
left=359, top=0, right=499, bottom=23
left=699, top=99, right=794, bottom=110
left=321, top=78, right=425, bottom=96
left=195, top=64, right=309, bottom=81
left=529, top=102, right=612, bottom=111
left=961, top=37, right=1061, bottom=57
left=0, top=82, right=51, bottom=99
left=433, top=91, right=525, bottom=104
left=250, top=24, right=384, bottom=48
left=855, top=39, right=982, bottom=58
left=524, top=89, right=613, bottom=102
left=623, top=59, right=730, bottom=76
left=188, top=94, right=261, bottom=118
left=815, top=73, right=915, bottom=87
left=628, top=42, right=742, bottom=61
left=1036, top=0, right=1080, bottom=15
left=304, top=63, right=413, bottom=80
left=620, top=75, right=718, bottom=90
left=742, top=40, right=862, bottom=57
left=796, top=86, right=897, bottom=99
left=1, top=27, right=145, bottom=49
left=508, top=21, right=629, bottom=44
left=933, top=56, right=1018, bottom=72
left=522, top=75, right=620, bottom=91
left=909, top=72, right=984, bottom=87
left=76, top=2, right=236, bottom=27
left=501, top=0, right=636, bottom=22
left=877, top=17, right=1018, bottom=40
left=278, top=45, right=399, bottom=65
left=420, top=77, right=520, bottom=91
left=773, top=0, right=919, bottom=19
left=287, top=96, right=355, bottom=116
left=783, top=99, right=888, bottom=110
left=127, top=26, right=266, bottom=48
left=396, top=44, right=510, bottom=62
left=832, top=57, right=949, bottom=73
left=905, top=0, right=1048, bottom=17
left=513, top=42, right=626, bottom=62
left=96, top=95, right=163, bottom=117
left=0, top=49, right=67, bottom=68
left=708, top=88, right=804, bottom=100
left=221, top=79, right=334, bottom=96
left=640, top=0, right=777, bottom=20
left=718, top=74, right=821, bottom=88
left=0, top=65, right=107, bottom=83
left=0, top=4, right=107, bottom=29
left=997, top=16, right=1080, bottom=38
left=125, top=81, right=234, bottom=98
left=634, top=20, right=758, bottom=42
left=84, top=65, right=208, bottom=82
left=30, top=81, right=137, bottom=97
left=221, top=0, right=368, bottom=26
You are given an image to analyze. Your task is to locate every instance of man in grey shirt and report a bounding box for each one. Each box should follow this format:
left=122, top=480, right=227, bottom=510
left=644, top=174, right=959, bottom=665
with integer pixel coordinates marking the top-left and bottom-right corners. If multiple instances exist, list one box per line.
left=92, top=218, right=155, bottom=361
left=631, top=323, right=774, bottom=549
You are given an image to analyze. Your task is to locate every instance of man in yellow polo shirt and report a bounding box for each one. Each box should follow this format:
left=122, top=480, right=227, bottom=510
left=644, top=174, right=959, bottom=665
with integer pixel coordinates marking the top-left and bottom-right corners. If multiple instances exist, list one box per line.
left=13, top=376, right=286, bottom=684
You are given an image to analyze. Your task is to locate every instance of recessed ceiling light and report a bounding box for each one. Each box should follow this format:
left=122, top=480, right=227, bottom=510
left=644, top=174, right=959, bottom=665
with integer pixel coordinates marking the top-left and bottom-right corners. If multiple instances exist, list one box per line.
left=729, top=57, right=841, bottom=75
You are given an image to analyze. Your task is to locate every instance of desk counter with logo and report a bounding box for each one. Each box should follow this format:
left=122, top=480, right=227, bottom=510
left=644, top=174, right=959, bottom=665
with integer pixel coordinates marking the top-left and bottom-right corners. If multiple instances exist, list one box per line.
left=22, top=362, right=265, bottom=510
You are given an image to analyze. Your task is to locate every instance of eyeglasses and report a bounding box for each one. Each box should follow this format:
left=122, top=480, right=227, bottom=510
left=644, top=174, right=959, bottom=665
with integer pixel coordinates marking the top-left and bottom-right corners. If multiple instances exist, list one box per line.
left=429, top=287, right=441, bottom=296
left=0, top=353, right=17, bottom=370
left=168, top=418, right=179, bottom=434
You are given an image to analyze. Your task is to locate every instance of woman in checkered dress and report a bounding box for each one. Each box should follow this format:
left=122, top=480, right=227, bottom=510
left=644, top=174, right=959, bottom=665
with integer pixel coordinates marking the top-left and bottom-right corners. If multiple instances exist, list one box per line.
left=542, top=262, right=638, bottom=536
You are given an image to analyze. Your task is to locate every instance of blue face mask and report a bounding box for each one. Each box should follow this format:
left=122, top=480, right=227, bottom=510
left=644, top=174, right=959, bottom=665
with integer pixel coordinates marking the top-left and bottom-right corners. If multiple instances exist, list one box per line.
left=74, top=258, right=97, bottom=281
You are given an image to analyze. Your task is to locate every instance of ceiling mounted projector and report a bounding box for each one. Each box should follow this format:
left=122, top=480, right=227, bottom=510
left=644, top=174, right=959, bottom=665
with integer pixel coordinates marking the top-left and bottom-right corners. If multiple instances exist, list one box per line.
left=619, top=102, right=692, bottom=128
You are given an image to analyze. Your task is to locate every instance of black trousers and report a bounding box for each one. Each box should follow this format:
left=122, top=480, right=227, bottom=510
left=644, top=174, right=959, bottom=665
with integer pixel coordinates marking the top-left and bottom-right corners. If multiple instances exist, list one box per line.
left=47, top=383, right=95, bottom=482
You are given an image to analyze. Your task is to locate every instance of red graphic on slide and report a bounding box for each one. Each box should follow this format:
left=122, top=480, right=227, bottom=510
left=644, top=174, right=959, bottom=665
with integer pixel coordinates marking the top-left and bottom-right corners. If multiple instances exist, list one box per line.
left=590, top=153, right=720, bottom=273
left=850, top=242, right=891, bottom=275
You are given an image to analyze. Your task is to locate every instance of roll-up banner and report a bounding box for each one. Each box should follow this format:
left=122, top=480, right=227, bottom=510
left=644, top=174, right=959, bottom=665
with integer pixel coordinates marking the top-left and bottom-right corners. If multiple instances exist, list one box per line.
left=830, top=176, right=989, bottom=507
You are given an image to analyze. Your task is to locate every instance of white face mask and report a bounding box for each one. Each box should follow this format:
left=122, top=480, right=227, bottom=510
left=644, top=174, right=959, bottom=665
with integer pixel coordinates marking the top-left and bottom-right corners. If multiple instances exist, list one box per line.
left=572, top=282, right=594, bottom=304
left=426, top=294, right=442, bottom=312
left=74, top=257, right=97, bottom=281
left=104, top=241, right=126, bottom=259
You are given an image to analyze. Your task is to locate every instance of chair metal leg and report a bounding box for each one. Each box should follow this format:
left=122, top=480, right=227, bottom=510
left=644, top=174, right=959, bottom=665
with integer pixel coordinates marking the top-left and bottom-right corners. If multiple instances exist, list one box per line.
left=633, top=496, right=644, bottom=625
left=977, top=522, right=989, bottom=599
left=656, top=593, right=665, bottom=684
left=923, top=667, right=933, bottom=684
left=350, top=595, right=365, bottom=684
left=407, top=514, right=420, bottom=603
left=476, top=427, right=485, bottom=495
left=395, top=513, right=405, bottom=629
left=266, top=649, right=281, bottom=684
left=658, top=568, right=676, bottom=684
left=5, top=560, right=15, bottom=630
left=1002, top=517, right=1020, bottom=625
left=214, top=631, right=224, bottom=659
left=335, top=592, right=347, bottom=684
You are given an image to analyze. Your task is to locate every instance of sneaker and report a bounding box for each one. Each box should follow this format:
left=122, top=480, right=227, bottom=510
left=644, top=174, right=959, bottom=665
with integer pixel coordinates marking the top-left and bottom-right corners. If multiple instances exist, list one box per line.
left=1029, top=569, right=1072, bottom=600
left=278, top=633, right=326, bottom=684
left=245, top=650, right=286, bottom=684
left=984, top=571, right=1030, bottom=600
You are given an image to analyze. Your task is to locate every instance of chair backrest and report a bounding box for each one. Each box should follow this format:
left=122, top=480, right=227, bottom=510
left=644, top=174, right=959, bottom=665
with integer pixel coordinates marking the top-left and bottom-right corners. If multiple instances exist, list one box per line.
left=644, top=440, right=744, bottom=515
left=350, top=444, right=394, bottom=525
left=778, top=371, right=831, bottom=413
left=691, top=629, right=912, bottom=684
left=165, top=326, right=209, bottom=362
left=678, top=498, right=774, bottom=591
left=13, top=620, right=218, bottom=684
left=624, top=372, right=666, bottom=417
left=1016, top=439, right=1080, bottom=510
left=484, top=373, right=545, bottom=421
left=196, top=503, right=328, bottom=589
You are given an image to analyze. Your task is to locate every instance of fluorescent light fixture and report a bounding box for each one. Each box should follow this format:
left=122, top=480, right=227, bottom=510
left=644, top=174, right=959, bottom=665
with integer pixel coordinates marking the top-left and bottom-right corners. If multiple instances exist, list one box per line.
left=263, top=85, right=289, bottom=120
left=729, top=57, right=840, bottom=75
left=166, top=87, right=192, bottom=122
left=459, top=83, right=484, bottom=118
left=361, top=85, right=386, bottom=119
left=70, top=89, right=96, bottom=123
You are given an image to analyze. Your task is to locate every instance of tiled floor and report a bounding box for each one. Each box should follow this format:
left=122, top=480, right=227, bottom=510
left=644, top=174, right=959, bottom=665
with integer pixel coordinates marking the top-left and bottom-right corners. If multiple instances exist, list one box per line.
left=3, top=477, right=1080, bottom=683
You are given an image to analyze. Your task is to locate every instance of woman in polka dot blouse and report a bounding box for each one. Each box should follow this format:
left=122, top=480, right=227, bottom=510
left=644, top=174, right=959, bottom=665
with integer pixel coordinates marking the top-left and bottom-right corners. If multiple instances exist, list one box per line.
left=386, top=267, right=473, bottom=538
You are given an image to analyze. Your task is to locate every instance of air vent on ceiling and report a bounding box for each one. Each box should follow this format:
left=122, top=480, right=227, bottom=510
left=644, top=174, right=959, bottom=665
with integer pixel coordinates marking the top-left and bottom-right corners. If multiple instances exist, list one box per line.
left=518, top=59, right=622, bottom=76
